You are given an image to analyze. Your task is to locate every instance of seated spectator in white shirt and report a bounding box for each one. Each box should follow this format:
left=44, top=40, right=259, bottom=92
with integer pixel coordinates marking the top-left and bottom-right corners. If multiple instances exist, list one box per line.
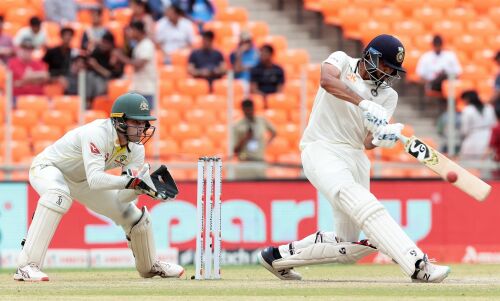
left=416, top=35, right=461, bottom=97
left=155, top=4, right=195, bottom=64
left=14, top=17, right=46, bottom=49
left=44, top=0, right=77, bottom=24
left=81, top=8, right=108, bottom=51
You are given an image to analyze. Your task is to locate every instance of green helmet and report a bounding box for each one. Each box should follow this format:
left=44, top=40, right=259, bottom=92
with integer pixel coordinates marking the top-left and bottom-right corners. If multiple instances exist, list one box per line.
left=110, top=93, right=156, bottom=121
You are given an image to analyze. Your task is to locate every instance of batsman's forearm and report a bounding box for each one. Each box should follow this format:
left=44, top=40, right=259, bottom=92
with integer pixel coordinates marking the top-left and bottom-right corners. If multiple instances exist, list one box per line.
left=320, top=77, right=363, bottom=105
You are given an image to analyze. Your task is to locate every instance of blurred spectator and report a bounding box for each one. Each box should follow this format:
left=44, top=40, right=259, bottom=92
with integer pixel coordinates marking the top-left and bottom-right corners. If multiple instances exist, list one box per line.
left=493, top=51, right=500, bottom=103
left=230, top=31, right=259, bottom=85
left=103, top=0, right=129, bottom=9
left=233, top=98, right=276, bottom=162
left=489, top=105, right=500, bottom=178
left=250, top=44, right=285, bottom=104
left=131, top=0, right=156, bottom=40
left=81, top=8, right=108, bottom=51
left=459, top=90, right=496, bottom=160
left=44, top=0, right=77, bottom=24
left=8, top=37, right=49, bottom=100
left=14, top=17, right=46, bottom=49
left=0, top=16, right=14, bottom=65
left=155, top=4, right=194, bottom=64
left=64, top=54, right=87, bottom=96
left=416, top=35, right=461, bottom=99
left=86, top=32, right=124, bottom=105
left=166, top=0, right=215, bottom=29
left=43, top=27, right=75, bottom=83
left=188, top=30, right=225, bottom=88
left=114, top=21, right=157, bottom=107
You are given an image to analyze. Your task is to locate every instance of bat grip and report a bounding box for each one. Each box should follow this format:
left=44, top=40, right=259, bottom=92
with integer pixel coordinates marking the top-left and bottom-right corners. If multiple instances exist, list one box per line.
left=397, top=134, right=409, bottom=144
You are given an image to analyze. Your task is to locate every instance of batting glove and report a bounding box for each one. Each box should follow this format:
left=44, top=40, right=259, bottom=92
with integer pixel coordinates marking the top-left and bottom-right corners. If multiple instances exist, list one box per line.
left=359, top=100, right=389, bottom=133
left=372, top=123, right=404, bottom=148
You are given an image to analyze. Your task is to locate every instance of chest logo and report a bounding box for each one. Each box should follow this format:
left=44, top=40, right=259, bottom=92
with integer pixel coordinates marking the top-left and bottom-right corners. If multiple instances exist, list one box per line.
left=89, top=143, right=100, bottom=155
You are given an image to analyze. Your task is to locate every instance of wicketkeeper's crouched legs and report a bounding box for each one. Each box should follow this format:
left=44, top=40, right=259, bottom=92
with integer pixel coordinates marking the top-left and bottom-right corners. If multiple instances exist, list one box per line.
left=18, top=188, right=72, bottom=268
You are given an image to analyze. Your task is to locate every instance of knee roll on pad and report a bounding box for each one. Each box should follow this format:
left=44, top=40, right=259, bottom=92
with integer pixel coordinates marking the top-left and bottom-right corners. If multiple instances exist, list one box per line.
left=39, top=189, right=72, bottom=214
left=128, top=207, right=157, bottom=277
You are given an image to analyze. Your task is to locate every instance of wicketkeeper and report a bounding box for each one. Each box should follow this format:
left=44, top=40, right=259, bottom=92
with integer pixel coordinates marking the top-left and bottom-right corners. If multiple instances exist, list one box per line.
left=15, top=93, right=184, bottom=281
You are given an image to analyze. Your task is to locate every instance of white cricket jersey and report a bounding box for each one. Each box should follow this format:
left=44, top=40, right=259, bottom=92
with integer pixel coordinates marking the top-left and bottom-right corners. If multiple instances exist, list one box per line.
left=32, top=119, right=145, bottom=190
left=300, top=51, right=398, bottom=150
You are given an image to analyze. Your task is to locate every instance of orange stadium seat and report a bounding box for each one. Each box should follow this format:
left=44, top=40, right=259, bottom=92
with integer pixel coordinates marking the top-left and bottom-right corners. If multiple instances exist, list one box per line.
left=92, top=96, right=113, bottom=114
left=107, top=21, right=125, bottom=48
left=176, top=79, right=210, bottom=98
left=266, top=167, right=301, bottom=179
left=211, top=0, right=228, bottom=10
left=337, top=7, right=370, bottom=39
left=488, top=7, right=500, bottom=27
left=413, top=34, right=434, bottom=52
left=2, top=22, right=23, bottom=37
left=393, top=20, right=425, bottom=37
left=432, top=20, right=464, bottom=41
left=12, top=110, right=38, bottom=129
left=112, top=7, right=132, bottom=25
left=442, top=79, right=475, bottom=100
left=282, top=49, right=310, bottom=71
left=426, top=0, right=457, bottom=10
left=255, top=35, right=288, bottom=53
left=284, top=79, right=315, bottom=97
left=412, top=7, right=444, bottom=30
left=206, top=123, right=228, bottom=144
left=212, top=79, right=245, bottom=99
left=159, top=65, right=188, bottom=81
left=461, top=64, right=489, bottom=81
left=184, top=109, right=217, bottom=125
left=196, top=95, right=227, bottom=110
left=358, top=21, right=391, bottom=45
left=453, top=35, right=484, bottom=56
left=306, top=64, right=321, bottom=85
left=446, top=7, right=476, bottom=24
left=277, top=123, right=301, bottom=145
left=169, top=123, right=201, bottom=140
left=30, top=125, right=63, bottom=142
left=321, top=0, right=349, bottom=25
left=267, top=93, right=298, bottom=111
left=52, top=95, right=81, bottom=122
left=266, top=137, right=291, bottom=158
left=203, top=21, right=238, bottom=43
left=170, top=48, right=191, bottom=67
left=276, top=152, right=301, bottom=165
left=181, top=138, right=215, bottom=156
left=467, top=19, right=497, bottom=39
left=0, top=125, right=28, bottom=141
left=488, top=35, right=500, bottom=51
left=16, top=95, right=49, bottom=117
left=5, top=8, right=36, bottom=26
left=393, top=0, right=417, bottom=15
left=84, top=110, right=107, bottom=123
left=159, top=80, right=175, bottom=97
left=0, top=141, right=32, bottom=163
left=43, top=82, right=65, bottom=98
left=372, top=7, right=405, bottom=24
left=0, top=0, right=28, bottom=15
left=379, top=168, right=408, bottom=178
left=41, top=110, right=75, bottom=128
left=264, top=109, right=288, bottom=124
left=469, top=0, right=497, bottom=13
left=215, top=7, right=248, bottom=24
left=161, top=94, right=194, bottom=111
left=33, top=140, right=54, bottom=155
left=107, top=79, right=131, bottom=101
left=303, top=0, right=321, bottom=11
left=352, top=0, right=384, bottom=9
left=245, top=21, right=270, bottom=40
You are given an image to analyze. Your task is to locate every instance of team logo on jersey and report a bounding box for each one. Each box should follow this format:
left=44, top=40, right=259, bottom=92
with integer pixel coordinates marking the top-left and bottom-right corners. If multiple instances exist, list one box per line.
left=346, top=73, right=357, bottom=82
left=139, top=101, right=149, bottom=111
left=89, top=142, right=100, bottom=155
left=396, top=46, right=405, bottom=63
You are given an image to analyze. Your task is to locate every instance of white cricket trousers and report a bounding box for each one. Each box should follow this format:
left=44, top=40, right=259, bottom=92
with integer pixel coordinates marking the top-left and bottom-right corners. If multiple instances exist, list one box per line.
left=301, top=140, right=370, bottom=242
left=29, top=163, right=142, bottom=230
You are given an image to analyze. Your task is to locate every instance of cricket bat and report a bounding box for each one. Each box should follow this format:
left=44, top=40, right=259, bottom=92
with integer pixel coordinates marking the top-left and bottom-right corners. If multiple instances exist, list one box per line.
left=399, top=135, right=492, bottom=202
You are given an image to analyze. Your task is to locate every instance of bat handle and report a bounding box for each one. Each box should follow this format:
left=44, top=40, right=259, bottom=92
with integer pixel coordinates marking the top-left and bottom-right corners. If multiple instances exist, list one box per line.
left=397, top=134, right=409, bottom=144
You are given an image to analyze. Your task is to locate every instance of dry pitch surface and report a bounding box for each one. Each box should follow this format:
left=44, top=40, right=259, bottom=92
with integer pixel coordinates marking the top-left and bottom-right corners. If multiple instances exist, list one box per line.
left=2, top=264, right=500, bottom=300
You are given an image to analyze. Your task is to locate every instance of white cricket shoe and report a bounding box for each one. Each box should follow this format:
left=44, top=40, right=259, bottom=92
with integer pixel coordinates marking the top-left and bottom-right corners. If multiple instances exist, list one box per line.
left=143, top=261, right=184, bottom=278
left=259, top=247, right=302, bottom=280
left=13, top=263, right=49, bottom=282
left=411, top=255, right=450, bottom=283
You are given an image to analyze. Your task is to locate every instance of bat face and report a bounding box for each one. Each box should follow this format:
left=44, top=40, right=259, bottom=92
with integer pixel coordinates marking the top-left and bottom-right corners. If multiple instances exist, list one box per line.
left=402, top=136, right=492, bottom=202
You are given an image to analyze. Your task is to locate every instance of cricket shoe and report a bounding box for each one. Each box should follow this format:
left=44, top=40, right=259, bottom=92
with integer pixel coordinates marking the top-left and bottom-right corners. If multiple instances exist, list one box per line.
left=411, top=255, right=450, bottom=283
left=258, top=247, right=302, bottom=280
left=13, top=263, right=49, bottom=282
left=143, top=261, right=184, bottom=278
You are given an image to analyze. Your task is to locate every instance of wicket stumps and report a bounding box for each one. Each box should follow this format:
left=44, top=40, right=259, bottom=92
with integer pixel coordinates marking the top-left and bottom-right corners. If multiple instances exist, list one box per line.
left=195, top=157, right=222, bottom=280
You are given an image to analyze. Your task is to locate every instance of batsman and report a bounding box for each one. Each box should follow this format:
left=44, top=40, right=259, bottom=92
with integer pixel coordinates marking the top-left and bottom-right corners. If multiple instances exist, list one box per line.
left=259, top=35, right=450, bottom=283
left=15, top=93, right=184, bottom=281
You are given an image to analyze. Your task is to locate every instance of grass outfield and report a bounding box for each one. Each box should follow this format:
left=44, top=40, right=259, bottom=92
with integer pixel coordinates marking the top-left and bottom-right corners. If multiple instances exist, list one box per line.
left=1, top=264, right=500, bottom=300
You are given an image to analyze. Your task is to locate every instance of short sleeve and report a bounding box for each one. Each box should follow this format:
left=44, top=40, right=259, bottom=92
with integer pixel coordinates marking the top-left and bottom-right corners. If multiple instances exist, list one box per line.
left=323, top=51, right=349, bottom=73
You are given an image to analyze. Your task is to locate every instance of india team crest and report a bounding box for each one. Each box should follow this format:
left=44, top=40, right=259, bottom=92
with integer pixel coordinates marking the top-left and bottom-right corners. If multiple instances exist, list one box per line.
left=396, top=47, right=405, bottom=63
left=139, top=101, right=149, bottom=111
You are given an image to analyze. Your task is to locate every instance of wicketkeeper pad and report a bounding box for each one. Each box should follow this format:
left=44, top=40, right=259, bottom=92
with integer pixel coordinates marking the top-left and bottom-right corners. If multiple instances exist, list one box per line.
left=18, top=189, right=72, bottom=268
left=339, top=183, right=424, bottom=276
left=273, top=241, right=377, bottom=269
left=127, top=206, right=157, bottom=277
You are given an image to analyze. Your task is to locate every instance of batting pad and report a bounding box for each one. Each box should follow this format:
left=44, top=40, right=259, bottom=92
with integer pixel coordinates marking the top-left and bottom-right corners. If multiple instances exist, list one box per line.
left=18, top=189, right=72, bottom=268
left=339, top=183, right=424, bottom=276
left=128, top=207, right=157, bottom=277
left=273, top=242, right=377, bottom=269
left=278, top=231, right=338, bottom=258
